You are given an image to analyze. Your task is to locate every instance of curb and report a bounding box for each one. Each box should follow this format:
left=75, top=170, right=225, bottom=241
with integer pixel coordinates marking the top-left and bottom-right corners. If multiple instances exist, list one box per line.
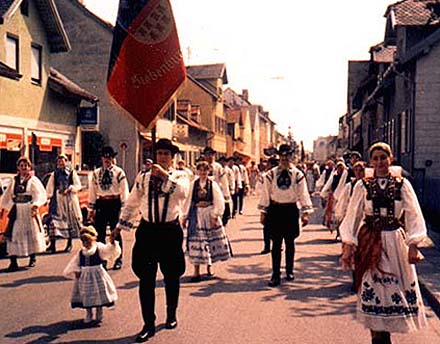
left=419, top=277, right=440, bottom=318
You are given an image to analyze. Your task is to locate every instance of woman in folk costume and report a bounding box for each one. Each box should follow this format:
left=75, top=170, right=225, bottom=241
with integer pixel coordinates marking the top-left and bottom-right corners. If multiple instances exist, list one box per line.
left=339, top=142, right=427, bottom=344
left=335, top=160, right=366, bottom=292
left=46, top=155, right=83, bottom=253
left=183, top=161, right=231, bottom=282
left=0, top=156, right=47, bottom=272
left=335, top=161, right=367, bottom=223
left=320, top=160, right=348, bottom=239
left=63, top=226, right=120, bottom=324
left=305, top=161, right=320, bottom=194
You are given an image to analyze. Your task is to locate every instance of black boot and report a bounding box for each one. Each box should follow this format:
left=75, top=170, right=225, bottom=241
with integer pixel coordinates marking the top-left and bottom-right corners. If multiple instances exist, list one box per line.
left=28, top=254, right=36, bottom=267
left=6, top=256, right=19, bottom=272
left=64, top=238, right=72, bottom=252
left=46, top=239, right=56, bottom=254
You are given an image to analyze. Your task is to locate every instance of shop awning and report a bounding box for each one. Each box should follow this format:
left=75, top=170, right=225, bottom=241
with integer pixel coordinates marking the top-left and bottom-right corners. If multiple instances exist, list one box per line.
left=176, top=113, right=210, bottom=132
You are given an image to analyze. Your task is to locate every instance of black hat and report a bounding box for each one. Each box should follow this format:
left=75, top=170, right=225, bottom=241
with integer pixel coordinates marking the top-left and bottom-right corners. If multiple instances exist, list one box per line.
left=227, top=156, right=236, bottom=162
left=101, top=146, right=117, bottom=158
left=218, top=156, right=227, bottom=162
left=202, top=147, right=216, bottom=155
left=277, top=144, right=294, bottom=156
left=155, top=138, right=179, bottom=155
left=350, top=151, right=362, bottom=159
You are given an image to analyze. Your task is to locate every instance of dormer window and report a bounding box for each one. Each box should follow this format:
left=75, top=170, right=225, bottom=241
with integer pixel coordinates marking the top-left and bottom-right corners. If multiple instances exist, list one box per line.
left=21, top=0, right=29, bottom=16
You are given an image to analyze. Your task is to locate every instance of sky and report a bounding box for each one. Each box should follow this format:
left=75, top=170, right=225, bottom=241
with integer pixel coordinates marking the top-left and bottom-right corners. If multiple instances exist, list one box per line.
left=83, top=0, right=395, bottom=150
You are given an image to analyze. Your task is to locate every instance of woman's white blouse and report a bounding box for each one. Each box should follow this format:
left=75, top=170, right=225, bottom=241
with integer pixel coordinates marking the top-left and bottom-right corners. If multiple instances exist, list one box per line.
left=339, top=178, right=427, bottom=246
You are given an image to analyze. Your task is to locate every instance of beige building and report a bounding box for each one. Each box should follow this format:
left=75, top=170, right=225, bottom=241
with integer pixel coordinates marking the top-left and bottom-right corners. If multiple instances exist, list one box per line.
left=179, top=64, right=228, bottom=155
left=0, top=0, right=97, bottom=177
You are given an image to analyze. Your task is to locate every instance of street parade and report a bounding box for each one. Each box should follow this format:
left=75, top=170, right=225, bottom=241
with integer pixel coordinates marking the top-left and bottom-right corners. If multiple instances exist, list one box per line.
left=2, top=1, right=440, bottom=343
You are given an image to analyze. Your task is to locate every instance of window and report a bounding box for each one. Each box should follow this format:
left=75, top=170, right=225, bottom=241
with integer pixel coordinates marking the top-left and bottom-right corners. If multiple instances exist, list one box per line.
left=6, top=34, right=19, bottom=71
left=31, top=43, right=42, bottom=84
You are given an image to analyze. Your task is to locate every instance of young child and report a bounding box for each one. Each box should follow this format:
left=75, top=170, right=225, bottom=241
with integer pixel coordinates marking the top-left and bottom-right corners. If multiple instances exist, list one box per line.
left=63, top=226, right=120, bottom=324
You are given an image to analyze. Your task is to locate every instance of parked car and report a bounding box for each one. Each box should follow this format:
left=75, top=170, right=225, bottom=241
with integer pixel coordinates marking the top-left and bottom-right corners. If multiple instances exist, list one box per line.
left=0, top=170, right=91, bottom=258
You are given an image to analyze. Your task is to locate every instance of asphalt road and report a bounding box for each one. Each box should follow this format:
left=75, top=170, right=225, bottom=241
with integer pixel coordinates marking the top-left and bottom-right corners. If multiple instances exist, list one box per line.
left=1, top=195, right=440, bottom=344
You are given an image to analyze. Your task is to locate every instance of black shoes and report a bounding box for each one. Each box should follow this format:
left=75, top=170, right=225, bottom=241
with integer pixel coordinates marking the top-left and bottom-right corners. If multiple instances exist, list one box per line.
left=6, top=262, right=19, bottom=272
left=113, top=260, right=122, bottom=270
left=135, top=325, right=155, bottom=343
left=286, top=273, right=295, bottom=281
left=165, top=318, right=178, bottom=329
left=64, top=240, right=72, bottom=252
left=28, top=255, right=36, bottom=268
left=260, top=248, right=270, bottom=255
left=189, top=275, right=202, bottom=283
left=268, top=277, right=281, bottom=287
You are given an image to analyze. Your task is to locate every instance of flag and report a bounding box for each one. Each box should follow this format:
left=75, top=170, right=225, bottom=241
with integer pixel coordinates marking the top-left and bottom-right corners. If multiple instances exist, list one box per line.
left=107, top=0, right=186, bottom=128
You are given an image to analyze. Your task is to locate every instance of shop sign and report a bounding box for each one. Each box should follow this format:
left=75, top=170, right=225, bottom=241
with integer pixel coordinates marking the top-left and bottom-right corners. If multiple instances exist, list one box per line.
left=79, top=105, right=99, bottom=131
left=173, top=124, right=188, bottom=138
left=0, top=133, right=23, bottom=151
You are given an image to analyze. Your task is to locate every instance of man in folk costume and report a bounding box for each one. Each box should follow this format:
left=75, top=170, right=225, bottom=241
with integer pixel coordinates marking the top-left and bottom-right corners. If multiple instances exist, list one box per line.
left=227, top=156, right=242, bottom=218
left=88, top=146, right=129, bottom=270
left=112, top=138, right=189, bottom=342
left=202, top=147, right=232, bottom=226
left=218, top=156, right=235, bottom=226
left=236, top=156, right=250, bottom=215
left=46, top=154, right=83, bottom=253
left=259, top=144, right=313, bottom=287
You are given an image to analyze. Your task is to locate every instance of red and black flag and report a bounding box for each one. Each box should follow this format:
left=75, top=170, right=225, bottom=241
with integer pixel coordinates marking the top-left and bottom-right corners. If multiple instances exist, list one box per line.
left=107, top=0, right=186, bottom=128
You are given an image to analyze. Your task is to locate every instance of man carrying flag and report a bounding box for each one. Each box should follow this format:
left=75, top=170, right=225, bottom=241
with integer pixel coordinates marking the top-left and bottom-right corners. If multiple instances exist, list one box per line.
left=107, top=0, right=186, bottom=129
left=108, top=0, right=187, bottom=342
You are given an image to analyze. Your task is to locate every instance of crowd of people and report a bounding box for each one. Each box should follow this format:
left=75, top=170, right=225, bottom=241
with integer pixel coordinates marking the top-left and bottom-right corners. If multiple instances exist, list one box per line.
left=0, top=139, right=430, bottom=344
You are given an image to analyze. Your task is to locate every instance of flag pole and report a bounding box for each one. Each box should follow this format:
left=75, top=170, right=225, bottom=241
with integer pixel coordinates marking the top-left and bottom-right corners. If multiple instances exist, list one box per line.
left=151, top=125, right=157, bottom=163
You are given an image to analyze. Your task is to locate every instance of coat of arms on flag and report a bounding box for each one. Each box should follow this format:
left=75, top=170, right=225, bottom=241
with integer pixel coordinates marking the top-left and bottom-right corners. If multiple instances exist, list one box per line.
left=107, top=0, right=186, bottom=129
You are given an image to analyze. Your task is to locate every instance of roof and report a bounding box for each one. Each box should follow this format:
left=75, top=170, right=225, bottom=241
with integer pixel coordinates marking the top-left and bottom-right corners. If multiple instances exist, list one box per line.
left=0, top=0, right=70, bottom=52
left=61, top=0, right=114, bottom=31
left=399, top=26, right=440, bottom=64
left=48, top=67, right=98, bottom=103
left=186, top=63, right=228, bottom=84
left=187, top=73, right=219, bottom=100
left=0, top=61, right=22, bottom=80
left=386, top=0, right=440, bottom=26
left=224, top=88, right=252, bottom=108
left=176, top=112, right=210, bottom=132
left=370, top=42, right=396, bottom=63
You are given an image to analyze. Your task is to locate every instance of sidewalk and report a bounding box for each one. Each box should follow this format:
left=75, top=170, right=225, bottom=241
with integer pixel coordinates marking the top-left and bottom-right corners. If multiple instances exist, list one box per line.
left=417, top=223, right=440, bottom=316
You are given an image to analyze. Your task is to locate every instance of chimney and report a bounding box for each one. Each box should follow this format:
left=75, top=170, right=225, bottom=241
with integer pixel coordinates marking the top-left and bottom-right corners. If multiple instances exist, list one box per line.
left=241, top=89, right=249, bottom=101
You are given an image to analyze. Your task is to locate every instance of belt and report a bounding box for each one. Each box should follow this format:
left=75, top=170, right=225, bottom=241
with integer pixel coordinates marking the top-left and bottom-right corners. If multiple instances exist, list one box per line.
left=13, top=194, right=32, bottom=203
left=364, top=216, right=402, bottom=232
left=97, top=195, right=120, bottom=200
left=195, top=201, right=212, bottom=208
left=270, top=201, right=296, bottom=206
left=142, top=218, right=180, bottom=226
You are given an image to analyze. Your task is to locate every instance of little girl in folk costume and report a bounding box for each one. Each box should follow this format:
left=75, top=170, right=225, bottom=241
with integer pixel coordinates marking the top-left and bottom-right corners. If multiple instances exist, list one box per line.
left=183, top=161, right=232, bottom=282
left=63, top=226, right=120, bottom=324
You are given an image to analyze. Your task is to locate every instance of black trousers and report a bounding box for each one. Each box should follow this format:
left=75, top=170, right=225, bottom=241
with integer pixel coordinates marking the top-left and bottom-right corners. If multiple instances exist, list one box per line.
left=262, top=223, right=271, bottom=251
left=231, top=193, right=238, bottom=217
left=237, top=187, right=245, bottom=213
left=222, top=202, right=231, bottom=226
left=132, top=220, right=185, bottom=328
left=267, top=203, right=299, bottom=278
left=95, top=198, right=123, bottom=260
